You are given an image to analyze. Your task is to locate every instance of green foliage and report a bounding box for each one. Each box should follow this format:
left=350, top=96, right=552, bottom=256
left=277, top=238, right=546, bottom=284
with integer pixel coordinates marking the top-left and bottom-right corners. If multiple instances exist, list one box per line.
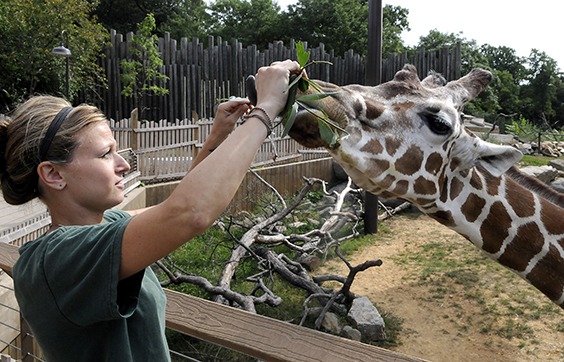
left=207, top=0, right=282, bottom=49
left=120, top=14, right=169, bottom=116
left=0, top=0, right=107, bottom=111
left=505, top=116, right=541, bottom=142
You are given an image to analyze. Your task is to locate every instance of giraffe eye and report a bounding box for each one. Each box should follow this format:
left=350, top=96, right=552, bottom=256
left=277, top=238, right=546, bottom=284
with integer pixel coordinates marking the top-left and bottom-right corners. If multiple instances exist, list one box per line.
left=420, top=112, right=452, bottom=136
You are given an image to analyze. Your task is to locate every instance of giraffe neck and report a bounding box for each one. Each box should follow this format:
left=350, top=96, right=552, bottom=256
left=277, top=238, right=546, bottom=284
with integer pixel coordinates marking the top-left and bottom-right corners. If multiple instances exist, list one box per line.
left=425, top=166, right=564, bottom=308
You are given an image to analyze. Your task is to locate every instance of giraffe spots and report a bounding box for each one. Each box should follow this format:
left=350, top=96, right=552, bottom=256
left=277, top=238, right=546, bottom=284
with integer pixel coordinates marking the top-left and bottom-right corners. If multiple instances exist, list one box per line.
left=360, top=139, right=384, bottom=155
left=485, top=172, right=501, bottom=196
left=540, top=199, right=564, bottom=235
left=439, top=176, right=450, bottom=203
left=506, top=184, right=535, bottom=218
left=384, top=136, right=402, bottom=157
left=469, top=174, right=483, bottom=190
left=414, top=176, right=437, bottom=195
left=393, top=180, right=409, bottom=195
left=498, top=222, right=543, bottom=272
left=378, top=174, right=397, bottom=191
left=450, top=158, right=461, bottom=172
left=396, top=145, right=424, bottom=175
left=449, top=177, right=464, bottom=200
left=430, top=210, right=455, bottom=227
left=461, top=193, right=486, bottom=223
left=365, top=99, right=385, bottom=120
left=526, top=244, right=564, bottom=303
left=481, top=201, right=511, bottom=254
left=365, top=158, right=390, bottom=180
left=424, top=152, right=443, bottom=175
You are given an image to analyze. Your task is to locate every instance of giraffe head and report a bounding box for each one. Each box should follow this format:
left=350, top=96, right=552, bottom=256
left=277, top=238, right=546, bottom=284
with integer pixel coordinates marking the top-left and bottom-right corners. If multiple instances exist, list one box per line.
left=288, top=64, right=523, bottom=205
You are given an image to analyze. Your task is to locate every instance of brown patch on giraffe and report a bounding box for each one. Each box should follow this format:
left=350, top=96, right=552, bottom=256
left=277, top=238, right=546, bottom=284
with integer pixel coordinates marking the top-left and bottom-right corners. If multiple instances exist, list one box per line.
left=439, top=176, right=450, bottom=203
left=497, top=222, right=544, bottom=272
left=365, top=99, right=385, bottom=120
left=449, top=177, right=464, bottom=200
left=396, top=145, right=424, bottom=175
left=449, top=158, right=461, bottom=172
left=485, top=173, right=501, bottom=196
left=393, top=180, right=409, bottom=195
left=360, top=138, right=384, bottom=155
left=384, top=136, right=402, bottom=157
left=429, top=210, right=455, bottom=227
left=378, top=174, right=396, bottom=191
left=506, top=186, right=536, bottom=218
left=424, top=152, right=443, bottom=175
left=540, top=199, right=564, bottom=236
left=469, top=174, right=483, bottom=190
left=526, top=244, right=564, bottom=302
left=481, top=201, right=511, bottom=254
left=461, top=193, right=486, bottom=223
left=365, top=158, right=391, bottom=180
left=414, top=176, right=437, bottom=195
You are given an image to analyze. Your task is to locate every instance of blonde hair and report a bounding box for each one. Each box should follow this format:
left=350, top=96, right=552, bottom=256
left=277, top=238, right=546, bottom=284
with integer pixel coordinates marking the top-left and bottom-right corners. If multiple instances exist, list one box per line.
left=0, top=96, right=107, bottom=205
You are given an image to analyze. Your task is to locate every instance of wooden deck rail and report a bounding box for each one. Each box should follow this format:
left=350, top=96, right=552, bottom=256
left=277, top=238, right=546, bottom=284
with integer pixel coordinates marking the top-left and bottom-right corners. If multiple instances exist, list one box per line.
left=0, top=242, right=426, bottom=361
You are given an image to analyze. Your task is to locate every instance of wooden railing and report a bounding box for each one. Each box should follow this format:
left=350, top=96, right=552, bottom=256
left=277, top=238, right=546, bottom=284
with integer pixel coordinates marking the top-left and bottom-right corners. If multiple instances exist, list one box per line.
left=0, top=242, right=425, bottom=361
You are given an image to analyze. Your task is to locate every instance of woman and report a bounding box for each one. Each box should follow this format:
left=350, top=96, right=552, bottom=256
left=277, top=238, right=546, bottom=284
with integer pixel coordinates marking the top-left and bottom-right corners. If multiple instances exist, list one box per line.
left=0, top=60, right=301, bottom=361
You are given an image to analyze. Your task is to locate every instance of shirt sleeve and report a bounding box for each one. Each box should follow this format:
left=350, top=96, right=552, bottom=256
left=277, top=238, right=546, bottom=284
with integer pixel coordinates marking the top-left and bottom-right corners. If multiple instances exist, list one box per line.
left=42, top=211, right=144, bottom=326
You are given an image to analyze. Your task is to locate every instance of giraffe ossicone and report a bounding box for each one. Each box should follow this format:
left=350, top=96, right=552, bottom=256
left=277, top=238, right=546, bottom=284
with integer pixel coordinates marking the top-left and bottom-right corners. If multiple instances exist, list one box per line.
left=286, top=64, right=564, bottom=309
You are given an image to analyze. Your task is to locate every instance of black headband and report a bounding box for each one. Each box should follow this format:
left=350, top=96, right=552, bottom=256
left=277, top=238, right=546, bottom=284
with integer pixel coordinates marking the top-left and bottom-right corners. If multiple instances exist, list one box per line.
left=38, top=106, right=73, bottom=162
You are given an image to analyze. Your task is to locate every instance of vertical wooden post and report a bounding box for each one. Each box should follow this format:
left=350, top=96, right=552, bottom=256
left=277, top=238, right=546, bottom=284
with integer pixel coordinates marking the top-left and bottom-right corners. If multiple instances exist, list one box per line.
left=19, top=315, right=34, bottom=362
left=192, top=111, right=200, bottom=163
left=130, top=108, right=139, bottom=151
left=364, top=0, right=383, bottom=234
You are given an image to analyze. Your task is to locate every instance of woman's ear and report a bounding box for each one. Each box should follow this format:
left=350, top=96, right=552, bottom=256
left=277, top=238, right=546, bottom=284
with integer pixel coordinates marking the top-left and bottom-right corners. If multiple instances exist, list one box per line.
left=37, top=162, right=65, bottom=190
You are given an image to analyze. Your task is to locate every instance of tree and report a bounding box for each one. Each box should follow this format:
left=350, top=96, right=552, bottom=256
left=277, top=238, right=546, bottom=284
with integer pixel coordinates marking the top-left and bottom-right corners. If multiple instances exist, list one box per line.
left=520, top=50, right=561, bottom=128
left=0, top=0, right=107, bottom=112
left=120, top=14, right=169, bottom=120
left=158, top=0, right=210, bottom=40
left=207, top=0, right=282, bottom=49
left=382, top=5, right=410, bottom=56
left=283, top=0, right=368, bottom=56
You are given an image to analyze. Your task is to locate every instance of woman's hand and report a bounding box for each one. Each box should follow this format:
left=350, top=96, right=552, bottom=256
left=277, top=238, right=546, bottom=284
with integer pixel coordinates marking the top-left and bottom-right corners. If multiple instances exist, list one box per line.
left=212, top=99, right=251, bottom=139
left=254, top=60, right=301, bottom=119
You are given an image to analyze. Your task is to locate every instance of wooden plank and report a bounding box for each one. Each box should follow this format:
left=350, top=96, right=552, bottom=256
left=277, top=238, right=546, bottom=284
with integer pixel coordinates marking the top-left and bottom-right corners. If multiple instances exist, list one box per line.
left=165, top=289, right=426, bottom=362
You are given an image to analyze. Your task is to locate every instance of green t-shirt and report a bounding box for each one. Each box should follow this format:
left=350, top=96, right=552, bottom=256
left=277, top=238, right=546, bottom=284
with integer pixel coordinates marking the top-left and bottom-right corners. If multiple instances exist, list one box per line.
left=13, top=210, right=170, bottom=362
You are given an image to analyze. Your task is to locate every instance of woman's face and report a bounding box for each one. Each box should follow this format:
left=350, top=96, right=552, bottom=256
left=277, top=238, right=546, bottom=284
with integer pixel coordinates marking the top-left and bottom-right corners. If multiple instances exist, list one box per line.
left=60, top=122, right=130, bottom=213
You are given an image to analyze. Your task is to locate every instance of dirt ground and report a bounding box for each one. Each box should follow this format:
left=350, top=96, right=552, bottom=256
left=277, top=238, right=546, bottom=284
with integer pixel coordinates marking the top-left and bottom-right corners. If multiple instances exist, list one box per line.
left=318, top=209, right=564, bottom=362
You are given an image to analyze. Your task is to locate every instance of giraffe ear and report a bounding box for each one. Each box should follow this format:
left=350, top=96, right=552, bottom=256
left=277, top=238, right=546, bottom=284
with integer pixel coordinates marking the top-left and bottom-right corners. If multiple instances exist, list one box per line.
left=475, top=140, right=523, bottom=176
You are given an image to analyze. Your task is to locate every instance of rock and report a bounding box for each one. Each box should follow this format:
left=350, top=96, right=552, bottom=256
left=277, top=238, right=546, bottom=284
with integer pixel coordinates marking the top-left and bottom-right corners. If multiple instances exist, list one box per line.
left=296, top=254, right=321, bottom=271
left=550, top=178, right=564, bottom=193
left=320, top=312, right=342, bottom=335
left=341, top=325, right=362, bottom=341
left=548, top=159, right=564, bottom=172
left=347, top=296, right=386, bottom=342
left=519, top=165, right=559, bottom=184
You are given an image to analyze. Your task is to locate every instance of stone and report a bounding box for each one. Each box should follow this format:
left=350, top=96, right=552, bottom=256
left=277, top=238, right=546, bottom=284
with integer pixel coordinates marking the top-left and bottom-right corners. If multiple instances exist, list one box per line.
left=519, top=165, right=559, bottom=184
left=548, top=159, right=564, bottom=172
left=341, top=325, right=362, bottom=341
left=320, top=312, right=342, bottom=335
left=347, top=296, right=386, bottom=342
left=550, top=178, right=564, bottom=193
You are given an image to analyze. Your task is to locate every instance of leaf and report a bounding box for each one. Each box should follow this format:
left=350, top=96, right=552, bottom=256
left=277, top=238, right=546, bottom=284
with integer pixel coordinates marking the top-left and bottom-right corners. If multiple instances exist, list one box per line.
left=298, top=77, right=309, bottom=92
left=281, top=103, right=299, bottom=137
left=296, top=92, right=336, bottom=105
left=296, top=41, right=310, bottom=67
left=318, top=119, right=338, bottom=147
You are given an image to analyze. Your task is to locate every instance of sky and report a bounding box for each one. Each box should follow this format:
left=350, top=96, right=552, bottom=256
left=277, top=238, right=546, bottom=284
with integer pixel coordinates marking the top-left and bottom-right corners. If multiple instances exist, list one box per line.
left=275, top=0, right=564, bottom=69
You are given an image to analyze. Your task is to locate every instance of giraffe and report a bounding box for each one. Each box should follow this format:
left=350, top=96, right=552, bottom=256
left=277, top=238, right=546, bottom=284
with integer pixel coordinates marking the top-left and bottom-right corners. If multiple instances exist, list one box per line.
left=282, top=64, right=564, bottom=308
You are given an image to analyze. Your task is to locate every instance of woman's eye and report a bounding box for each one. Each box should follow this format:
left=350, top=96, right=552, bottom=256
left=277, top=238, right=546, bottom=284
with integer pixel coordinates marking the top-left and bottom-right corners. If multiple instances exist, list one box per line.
left=421, top=113, right=452, bottom=136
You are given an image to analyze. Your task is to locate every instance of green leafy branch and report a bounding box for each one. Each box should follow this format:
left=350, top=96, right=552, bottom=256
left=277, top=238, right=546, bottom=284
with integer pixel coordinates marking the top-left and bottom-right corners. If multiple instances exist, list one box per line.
left=279, top=41, right=346, bottom=147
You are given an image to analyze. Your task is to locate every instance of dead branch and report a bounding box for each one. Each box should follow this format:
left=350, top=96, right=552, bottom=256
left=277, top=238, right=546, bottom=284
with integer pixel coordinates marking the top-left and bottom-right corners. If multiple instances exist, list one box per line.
left=214, top=177, right=325, bottom=304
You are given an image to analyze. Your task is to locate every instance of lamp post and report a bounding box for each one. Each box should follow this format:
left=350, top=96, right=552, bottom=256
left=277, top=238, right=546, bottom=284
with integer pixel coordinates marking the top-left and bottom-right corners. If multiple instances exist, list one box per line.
left=52, top=30, right=71, bottom=99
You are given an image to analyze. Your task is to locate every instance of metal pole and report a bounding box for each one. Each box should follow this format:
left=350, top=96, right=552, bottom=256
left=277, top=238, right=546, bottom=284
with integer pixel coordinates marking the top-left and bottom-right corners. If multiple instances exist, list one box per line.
left=65, top=57, right=70, bottom=99
left=364, top=0, right=383, bottom=234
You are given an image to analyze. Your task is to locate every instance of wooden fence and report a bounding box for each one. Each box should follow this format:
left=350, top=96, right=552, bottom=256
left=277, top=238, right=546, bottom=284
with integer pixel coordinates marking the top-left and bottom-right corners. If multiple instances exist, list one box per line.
left=110, top=108, right=329, bottom=184
left=78, top=31, right=461, bottom=122
left=0, top=242, right=427, bottom=362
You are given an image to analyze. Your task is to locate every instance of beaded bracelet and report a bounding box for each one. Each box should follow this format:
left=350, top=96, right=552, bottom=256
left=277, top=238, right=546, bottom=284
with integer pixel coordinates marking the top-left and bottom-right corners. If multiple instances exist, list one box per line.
left=242, top=107, right=274, bottom=136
